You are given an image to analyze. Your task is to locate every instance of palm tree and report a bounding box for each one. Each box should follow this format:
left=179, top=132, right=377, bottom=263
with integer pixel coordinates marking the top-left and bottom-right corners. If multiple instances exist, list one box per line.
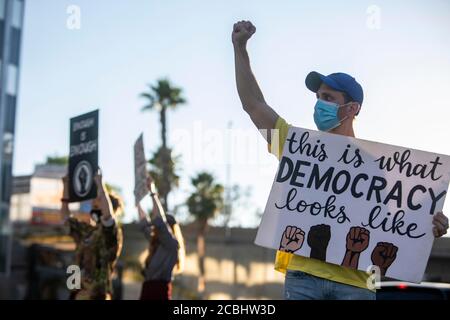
left=148, top=146, right=182, bottom=203
left=186, top=172, right=224, bottom=295
left=140, top=78, right=186, bottom=211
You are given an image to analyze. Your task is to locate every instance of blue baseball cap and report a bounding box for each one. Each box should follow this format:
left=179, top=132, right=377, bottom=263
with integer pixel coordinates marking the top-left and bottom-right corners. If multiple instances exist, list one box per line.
left=305, top=71, right=364, bottom=106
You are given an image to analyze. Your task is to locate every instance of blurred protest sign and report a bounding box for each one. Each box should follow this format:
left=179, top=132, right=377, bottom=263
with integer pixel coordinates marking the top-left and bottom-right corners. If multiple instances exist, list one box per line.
left=134, top=133, right=148, bottom=205
left=68, top=110, right=99, bottom=202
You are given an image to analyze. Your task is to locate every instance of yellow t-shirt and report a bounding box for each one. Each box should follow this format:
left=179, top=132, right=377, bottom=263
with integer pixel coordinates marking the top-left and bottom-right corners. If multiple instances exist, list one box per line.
left=268, top=116, right=371, bottom=290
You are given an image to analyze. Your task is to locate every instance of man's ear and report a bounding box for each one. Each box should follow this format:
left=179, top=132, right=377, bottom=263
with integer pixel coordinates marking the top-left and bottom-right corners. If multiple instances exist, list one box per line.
left=351, top=102, right=360, bottom=117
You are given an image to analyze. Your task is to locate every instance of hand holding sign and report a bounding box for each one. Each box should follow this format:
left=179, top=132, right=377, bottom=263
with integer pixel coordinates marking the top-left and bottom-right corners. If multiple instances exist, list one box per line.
left=307, top=224, right=331, bottom=261
left=146, top=174, right=157, bottom=195
left=432, top=211, right=449, bottom=237
left=93, top=168, right=103, bottom=191
left=371, top=242, right=398, bottom=276
left=279, top=226, right=305, bottom=253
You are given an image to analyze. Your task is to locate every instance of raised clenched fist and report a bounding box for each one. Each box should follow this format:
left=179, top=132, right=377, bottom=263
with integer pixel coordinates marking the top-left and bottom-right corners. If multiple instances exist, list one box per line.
left=371, top=242, right=398, bottom=276
left=345, top=226, right=370, bottom=253
left=232, top=20, right=256, bottom=46
left=307, top=224, right=331, bottom=261
left=279, top=225, right=305, bottom=253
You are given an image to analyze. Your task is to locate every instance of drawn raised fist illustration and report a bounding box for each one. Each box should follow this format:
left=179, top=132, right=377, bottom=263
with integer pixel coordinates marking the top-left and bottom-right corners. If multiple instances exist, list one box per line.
left=307, top=224, right=331, bottom=261
left=345, top=226, right=370, bottom=253
left=371, top=242, right=398, bottom=276
left=341, top=226, right=371, bottom=269
left=279, top=225, right=305, bottom=253
left=78, top=166, right=88, bottom=194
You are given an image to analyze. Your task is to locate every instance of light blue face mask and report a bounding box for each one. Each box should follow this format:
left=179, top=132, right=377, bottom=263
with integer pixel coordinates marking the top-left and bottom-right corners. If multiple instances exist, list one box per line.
left=313, top=99, right=351, bottom=132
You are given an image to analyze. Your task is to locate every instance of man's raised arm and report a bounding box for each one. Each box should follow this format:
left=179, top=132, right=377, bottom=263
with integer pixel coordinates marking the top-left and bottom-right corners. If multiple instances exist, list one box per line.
left=232, top=20, right=279, bottom=144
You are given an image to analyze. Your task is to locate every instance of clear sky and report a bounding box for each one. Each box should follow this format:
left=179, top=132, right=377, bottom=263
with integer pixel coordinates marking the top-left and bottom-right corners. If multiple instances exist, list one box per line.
left=13, top=0, right=450, bottom=226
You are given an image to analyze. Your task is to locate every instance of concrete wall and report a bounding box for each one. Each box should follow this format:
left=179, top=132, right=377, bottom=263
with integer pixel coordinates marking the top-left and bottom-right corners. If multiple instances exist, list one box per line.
left=122, top=222, right=450, bottom=300
left=121, top=222, right=285, bottom=300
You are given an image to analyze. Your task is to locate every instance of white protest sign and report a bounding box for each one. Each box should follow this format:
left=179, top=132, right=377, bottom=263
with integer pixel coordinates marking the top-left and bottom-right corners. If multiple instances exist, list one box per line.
left=134, top=134, right=148, bottom=205
left=255, top=126, right=450, bottom=283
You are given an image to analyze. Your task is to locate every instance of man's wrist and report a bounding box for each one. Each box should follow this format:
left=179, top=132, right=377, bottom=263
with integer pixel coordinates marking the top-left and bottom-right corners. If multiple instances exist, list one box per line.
left=233, top=41, right=247, bottom=50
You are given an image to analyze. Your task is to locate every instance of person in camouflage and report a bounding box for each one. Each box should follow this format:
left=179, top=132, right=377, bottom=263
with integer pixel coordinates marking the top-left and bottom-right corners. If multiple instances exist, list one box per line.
left=61, top=170, right=123, bottom=300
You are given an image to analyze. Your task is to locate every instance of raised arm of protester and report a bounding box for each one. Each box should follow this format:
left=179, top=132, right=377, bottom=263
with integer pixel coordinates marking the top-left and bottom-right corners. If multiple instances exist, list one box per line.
left=232, top=20, right=279, bottom=144
left=137, top=176, right=177, bottom=249
left=61, top=174, right=71, bottom=219
left=93, top=169, right=114, bottom=223
left=137, top=203, right=152, bottom=242
left=146, top=174, right=167, bottom=222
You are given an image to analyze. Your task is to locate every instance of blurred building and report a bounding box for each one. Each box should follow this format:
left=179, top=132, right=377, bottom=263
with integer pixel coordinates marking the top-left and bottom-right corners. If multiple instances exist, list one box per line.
left=0, top=0, right=25, bottom=275
left=10, top=164, right=90, bottom=225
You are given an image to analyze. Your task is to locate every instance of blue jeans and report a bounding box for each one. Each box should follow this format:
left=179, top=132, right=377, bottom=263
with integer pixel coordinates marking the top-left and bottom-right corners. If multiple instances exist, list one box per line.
left=284, top=270, right=376, bottom=300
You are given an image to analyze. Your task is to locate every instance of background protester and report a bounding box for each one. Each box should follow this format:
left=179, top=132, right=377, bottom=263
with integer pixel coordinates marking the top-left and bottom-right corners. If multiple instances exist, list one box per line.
left=138, top=175, right=185, bottom=300
left=61, top=170, right=123, bottom=300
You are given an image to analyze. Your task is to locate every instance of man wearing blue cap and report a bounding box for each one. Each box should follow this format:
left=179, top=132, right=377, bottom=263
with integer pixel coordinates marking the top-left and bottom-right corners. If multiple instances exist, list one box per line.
left=232, top=20, right=449, bottom=300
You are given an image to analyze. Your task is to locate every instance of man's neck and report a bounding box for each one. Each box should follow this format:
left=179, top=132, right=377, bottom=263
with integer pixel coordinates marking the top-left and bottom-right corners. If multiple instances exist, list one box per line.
left=329, top=120, right=355, bottom=137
